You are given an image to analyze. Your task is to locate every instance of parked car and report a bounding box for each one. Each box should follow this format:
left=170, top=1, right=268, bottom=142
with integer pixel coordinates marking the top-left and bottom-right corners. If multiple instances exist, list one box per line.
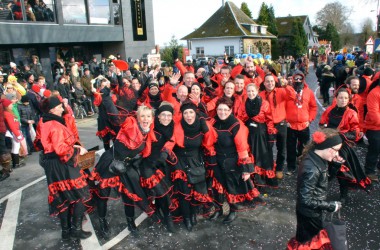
left=196, top=57, right=208, bottom=66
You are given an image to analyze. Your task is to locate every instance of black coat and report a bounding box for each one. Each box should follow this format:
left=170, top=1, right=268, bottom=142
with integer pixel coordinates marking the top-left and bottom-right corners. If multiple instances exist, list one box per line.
left=17, top=103, right=35, bottom=127
left=296, top=151, right=336, bottom=218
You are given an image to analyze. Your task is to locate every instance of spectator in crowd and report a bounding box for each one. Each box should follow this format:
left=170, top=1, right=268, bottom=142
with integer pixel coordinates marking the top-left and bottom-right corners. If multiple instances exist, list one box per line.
left=30, top=55, right=43, bottom=77
left=17, top=95, right=36, bottom=154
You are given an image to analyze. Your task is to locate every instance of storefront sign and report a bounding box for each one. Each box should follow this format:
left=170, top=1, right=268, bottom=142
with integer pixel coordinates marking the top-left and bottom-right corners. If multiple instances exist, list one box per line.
left=130, top=0, right=147, bottom=41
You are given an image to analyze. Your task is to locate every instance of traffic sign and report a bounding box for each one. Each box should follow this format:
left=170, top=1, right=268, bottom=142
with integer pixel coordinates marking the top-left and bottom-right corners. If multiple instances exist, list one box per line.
left=375, top=38, right=380, bottom=53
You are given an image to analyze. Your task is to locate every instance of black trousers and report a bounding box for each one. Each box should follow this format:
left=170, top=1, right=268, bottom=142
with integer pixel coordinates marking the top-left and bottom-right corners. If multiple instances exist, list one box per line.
left=320, top=82, right=330, bottom=104
left=274, top=122, right=287, bottom=171
left=365, top=130, right=380, bottom=175
left=286, top=127, right=310, bottom=172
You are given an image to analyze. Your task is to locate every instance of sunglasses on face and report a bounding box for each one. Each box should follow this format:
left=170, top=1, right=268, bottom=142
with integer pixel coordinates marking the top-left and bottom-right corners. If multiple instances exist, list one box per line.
left=294, top=77, right=303, bottom=81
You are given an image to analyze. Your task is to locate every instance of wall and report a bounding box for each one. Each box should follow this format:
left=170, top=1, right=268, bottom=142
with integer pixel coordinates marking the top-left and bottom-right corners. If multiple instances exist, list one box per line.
left=189, top=37, right=240, bottom=57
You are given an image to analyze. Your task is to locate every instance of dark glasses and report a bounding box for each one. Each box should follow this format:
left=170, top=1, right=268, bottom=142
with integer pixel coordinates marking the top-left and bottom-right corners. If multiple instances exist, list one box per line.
left=294, top=77, right=303, bottom=81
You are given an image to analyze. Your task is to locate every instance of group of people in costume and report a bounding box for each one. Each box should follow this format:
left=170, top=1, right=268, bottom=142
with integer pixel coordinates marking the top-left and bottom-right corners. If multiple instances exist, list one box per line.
left=10, top=53, right=377, bottom=249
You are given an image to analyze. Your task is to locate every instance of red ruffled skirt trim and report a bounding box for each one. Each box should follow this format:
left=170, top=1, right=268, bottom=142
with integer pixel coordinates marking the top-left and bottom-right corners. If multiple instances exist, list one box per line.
left=140, top=169, right=165, bottom=189
left=287, top=229, right=333, bottom=250
left=171, top=169, right=188, bottom=182
left=254, top=165, right=276, bottom=178
left=96, top=126, right=116, bottom=138
left=226, top=186, right=260, bottom=204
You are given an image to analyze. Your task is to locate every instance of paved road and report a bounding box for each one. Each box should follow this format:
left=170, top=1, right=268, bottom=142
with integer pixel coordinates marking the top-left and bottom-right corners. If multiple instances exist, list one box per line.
left=0, top=68, right=379, bottom=250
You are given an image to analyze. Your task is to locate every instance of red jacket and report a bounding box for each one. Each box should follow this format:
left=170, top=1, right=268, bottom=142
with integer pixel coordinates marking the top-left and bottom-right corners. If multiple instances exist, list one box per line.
left=259, top=86, right=293, bottom=124
left=4, top=111, right=22, bottom=137
left=365, top=85, right=380, bottom=131
left=320, top=105, right=361, bottom=141
left=39, top=119, right=77, bottom=163
left=285, top=85, right=317, bottom=130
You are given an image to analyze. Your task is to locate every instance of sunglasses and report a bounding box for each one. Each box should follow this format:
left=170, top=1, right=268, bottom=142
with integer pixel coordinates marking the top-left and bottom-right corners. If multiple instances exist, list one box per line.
left=294, top=77, right=303, bottom=81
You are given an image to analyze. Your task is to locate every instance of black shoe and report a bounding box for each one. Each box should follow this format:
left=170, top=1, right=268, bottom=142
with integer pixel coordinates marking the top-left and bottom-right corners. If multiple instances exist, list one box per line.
left=223, top=211, right=237, bottom=224
left=126, top=217, right=138, bottom=232
left=62, top=229, right=71, bottom=240
left=70, top=215, right=92, bottom=240
left=99, top=217, right=110, bottom=239
left=183, top=218, right=192, bottom=232
left=209, top=210, right=222, bottom=221
left=163, top=215, right=176, bottom=233
left=0, top=172, right=10, bottom=182
left=190, top=214, right=197, bottom=226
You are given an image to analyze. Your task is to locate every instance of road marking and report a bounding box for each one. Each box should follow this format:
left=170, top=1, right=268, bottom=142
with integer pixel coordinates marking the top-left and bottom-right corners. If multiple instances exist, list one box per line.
left=82, top=214, right=102, bottom=249
left=0, top=148, right=149, bottom=250
left=0, top=176, right=46, bottom=204
left=0, top=192, right=22, bottom=250
left=101, top=213, right=148, bottom=250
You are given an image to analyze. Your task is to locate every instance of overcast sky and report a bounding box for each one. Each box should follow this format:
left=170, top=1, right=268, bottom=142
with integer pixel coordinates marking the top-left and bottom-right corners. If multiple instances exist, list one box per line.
left=152, top=0, right=378, bottom=46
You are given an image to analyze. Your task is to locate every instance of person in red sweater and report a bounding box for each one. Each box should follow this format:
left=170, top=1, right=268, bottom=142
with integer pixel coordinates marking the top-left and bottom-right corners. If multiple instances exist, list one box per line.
left=0, top=99, right=12, bottom=181
left=231, top=57, right=263, bottom=87
left=285, top=72, right=317, bottom=175
left=259, top=74, right=293, bottom=179
left=3, top=98, right=23, bottom=170
left=364, top=80, right=380, bottom=182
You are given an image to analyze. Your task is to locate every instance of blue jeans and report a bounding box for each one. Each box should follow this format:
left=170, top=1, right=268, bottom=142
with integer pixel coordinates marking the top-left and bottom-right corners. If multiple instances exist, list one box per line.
left=21, top=125, right=33, bottom=151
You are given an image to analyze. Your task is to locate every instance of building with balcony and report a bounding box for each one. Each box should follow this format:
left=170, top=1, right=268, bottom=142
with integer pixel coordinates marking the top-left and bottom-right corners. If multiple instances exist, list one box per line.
left=0, top=0, right=154, bottom=82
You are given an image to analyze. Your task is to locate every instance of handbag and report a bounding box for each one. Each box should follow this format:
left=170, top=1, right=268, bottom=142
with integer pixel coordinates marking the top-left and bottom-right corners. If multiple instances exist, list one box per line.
left=323, top=210, right=348, bottom=250
left=108, top=147, right=127, bottom=175
left=185, top=163, right=206, bottom=184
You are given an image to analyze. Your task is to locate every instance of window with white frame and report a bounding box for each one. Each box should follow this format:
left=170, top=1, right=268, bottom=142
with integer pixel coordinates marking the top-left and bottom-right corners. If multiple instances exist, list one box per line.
left=225, top=46, right=234, bottom=56
left=196, top=47, right=204, bottom=55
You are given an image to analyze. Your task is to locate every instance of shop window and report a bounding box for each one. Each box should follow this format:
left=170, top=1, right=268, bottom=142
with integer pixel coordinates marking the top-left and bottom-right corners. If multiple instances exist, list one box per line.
left=89, top=0, right=110, bottom=24
left=62, top=0, right=87, bottom=24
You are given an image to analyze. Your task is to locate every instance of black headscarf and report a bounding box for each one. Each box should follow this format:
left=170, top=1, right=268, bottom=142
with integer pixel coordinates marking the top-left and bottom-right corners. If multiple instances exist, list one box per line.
left=154, top=118, right=174, bottom=141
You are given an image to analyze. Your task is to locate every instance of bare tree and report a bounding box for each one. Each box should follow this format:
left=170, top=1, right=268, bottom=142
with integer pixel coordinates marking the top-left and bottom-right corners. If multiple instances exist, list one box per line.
left=359, top=18, right=376, bottom=47
left=340, top=23, right=355, bottom=47
left=315, top=2, right=352, bottom=33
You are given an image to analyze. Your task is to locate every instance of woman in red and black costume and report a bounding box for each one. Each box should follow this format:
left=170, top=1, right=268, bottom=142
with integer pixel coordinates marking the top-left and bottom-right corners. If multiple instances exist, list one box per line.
left=244, top=83, right=278, bottom=188
left=208, top=96, right=262, bottom=224
left=319, top=88, right=371, bottom=203
left=165, top=100, right=216, bottom=231
left=91, top=105, right=158, bottom=238
left=37, top=96, right=92, bottom=241
left=94, top=78, right=123, bottom=150
left=139, top=101, right=177, bottom=233
left=287, top=129, right=343, bottom=250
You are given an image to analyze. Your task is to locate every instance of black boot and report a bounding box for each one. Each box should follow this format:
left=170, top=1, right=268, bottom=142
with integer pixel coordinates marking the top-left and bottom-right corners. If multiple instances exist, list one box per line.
left=209, top=204, right=223, bottom=221
left=163, top=214, right=176, bottom=233
left=183, top=218, right=192, bottom=232
left=223, top=211, right=237, bottom=224
left=126, top=217, right=138, bottom=232
left=99, top=217, right=110, bottom=239
left=59, top=212, right=70, bottom=240
left=70, top=215, right=92, bottom=239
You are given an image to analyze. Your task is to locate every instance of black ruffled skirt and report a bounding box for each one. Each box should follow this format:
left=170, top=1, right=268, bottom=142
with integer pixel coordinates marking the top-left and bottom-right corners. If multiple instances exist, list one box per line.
left=40, top=153, right=92, bottom=216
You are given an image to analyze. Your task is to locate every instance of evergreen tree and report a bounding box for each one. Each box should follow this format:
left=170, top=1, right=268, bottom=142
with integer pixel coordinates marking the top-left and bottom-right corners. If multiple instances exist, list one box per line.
left=267, top=5, right=278, bottom=36
left=290, top=18, right=308, bottom=57
left=257, top=3, right=279, bottom=58
left=240, top=2, right=252, bottom=18
left=256, top=2, right=269, bottom=25
left=160, top=36, right=183, bottom=65
left=325, top=23, right=340, bottom=51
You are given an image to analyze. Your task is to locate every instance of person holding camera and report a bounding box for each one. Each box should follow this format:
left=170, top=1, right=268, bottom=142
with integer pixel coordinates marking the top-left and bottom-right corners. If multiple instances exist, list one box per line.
left=287, top=129, right=343, bottom=249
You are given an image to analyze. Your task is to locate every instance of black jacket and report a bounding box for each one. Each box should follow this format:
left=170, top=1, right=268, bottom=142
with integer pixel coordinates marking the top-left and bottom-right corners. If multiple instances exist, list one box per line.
left=296, top=151, right=336, bottom=217
left=17, top=103, right=36, bottom=127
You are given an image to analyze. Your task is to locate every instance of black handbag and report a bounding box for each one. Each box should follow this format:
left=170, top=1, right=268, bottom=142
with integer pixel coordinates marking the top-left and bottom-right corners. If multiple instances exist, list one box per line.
left=185, top=163, right=206, bottom=184
left=108, top=147, right=127, bottom=175
left=323, top=211, right=348, bottom=250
